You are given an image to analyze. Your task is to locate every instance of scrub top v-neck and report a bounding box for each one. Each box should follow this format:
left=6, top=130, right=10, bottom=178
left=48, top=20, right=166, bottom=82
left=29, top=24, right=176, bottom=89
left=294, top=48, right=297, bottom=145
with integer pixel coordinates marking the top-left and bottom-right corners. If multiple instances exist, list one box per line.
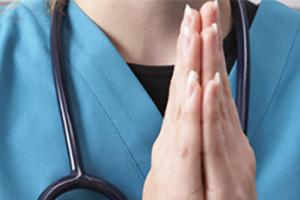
left=2, top=0, right=300, bottom=200
left=127, top=0, right=258, bottom=117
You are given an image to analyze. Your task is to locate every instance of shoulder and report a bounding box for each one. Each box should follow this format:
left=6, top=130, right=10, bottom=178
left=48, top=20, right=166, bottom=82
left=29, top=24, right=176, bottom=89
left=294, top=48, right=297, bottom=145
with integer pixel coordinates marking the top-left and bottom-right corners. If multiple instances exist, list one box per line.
left=0, top=0, right=52, bottom=71
left=0, top=0, right=51, bottom=53
left=0, top=0, right=51, bottom=35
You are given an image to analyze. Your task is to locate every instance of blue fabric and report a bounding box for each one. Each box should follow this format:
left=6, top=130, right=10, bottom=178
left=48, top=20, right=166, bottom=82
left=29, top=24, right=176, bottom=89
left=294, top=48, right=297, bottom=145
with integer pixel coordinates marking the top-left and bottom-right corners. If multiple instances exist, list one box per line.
left=0, top=0, right=299, bottom=199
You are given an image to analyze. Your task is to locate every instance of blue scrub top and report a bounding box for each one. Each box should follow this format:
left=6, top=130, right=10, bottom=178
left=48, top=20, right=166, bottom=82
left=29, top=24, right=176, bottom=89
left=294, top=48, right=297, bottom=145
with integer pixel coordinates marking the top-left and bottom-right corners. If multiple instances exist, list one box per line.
left=0, top=0, right=300, bottom=199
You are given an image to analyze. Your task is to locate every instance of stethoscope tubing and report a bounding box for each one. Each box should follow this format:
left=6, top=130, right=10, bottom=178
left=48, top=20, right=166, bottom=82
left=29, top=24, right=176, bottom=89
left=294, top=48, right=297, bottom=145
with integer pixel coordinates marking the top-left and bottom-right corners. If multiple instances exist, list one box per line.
left=232, top=0, right=250, bottom=132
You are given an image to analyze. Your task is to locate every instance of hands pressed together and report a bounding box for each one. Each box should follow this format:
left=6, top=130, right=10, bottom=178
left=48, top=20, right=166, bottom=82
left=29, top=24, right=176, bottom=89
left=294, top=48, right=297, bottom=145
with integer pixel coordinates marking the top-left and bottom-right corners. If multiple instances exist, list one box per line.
left=143, top=1, right=257, bottom=200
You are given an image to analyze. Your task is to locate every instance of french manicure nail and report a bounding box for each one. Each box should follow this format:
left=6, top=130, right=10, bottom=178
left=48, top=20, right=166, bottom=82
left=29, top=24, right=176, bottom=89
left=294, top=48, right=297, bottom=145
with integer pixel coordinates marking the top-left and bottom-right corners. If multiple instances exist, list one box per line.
left=214, top=0, right=219, bottom=9
left=211, top=23, right=218, bottom=32
left=214, top=72, right=221, bottom=85
left=211, top=23, right=220, bottom=47
left=186, top=70, right=199, bottom=100
left=181, top=4, right=192, bottom=32
left=184, top=4, right=193, bottom=19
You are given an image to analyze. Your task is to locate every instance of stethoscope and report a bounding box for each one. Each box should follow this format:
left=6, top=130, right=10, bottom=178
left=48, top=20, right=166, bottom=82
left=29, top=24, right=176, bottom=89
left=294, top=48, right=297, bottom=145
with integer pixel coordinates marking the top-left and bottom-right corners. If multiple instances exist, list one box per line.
left=38, top=0, right=250, bottom=199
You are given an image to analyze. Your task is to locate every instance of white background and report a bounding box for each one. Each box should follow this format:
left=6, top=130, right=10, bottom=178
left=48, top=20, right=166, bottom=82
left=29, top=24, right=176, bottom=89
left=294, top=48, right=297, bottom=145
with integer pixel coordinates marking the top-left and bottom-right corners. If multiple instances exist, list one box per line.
left=250, top=0, right=300, bottom=10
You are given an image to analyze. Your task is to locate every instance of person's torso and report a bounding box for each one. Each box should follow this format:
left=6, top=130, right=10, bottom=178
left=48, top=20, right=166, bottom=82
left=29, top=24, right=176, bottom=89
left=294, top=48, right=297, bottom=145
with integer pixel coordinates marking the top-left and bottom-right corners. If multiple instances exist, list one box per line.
left=0, top=1, right=300, bottom=199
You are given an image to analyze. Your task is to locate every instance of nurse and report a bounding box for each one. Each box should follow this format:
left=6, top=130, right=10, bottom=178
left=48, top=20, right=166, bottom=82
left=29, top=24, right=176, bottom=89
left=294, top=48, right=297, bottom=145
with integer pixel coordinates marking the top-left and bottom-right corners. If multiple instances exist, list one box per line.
left=0, top=0, right=300, bottom=200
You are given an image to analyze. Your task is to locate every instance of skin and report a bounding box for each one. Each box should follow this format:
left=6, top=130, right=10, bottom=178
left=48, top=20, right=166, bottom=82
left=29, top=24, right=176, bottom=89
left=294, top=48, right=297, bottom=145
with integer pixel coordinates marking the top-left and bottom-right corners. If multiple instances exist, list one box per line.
left=74, top=0, right=257, bottom=199
left=74, top=0, right=232, bottom=65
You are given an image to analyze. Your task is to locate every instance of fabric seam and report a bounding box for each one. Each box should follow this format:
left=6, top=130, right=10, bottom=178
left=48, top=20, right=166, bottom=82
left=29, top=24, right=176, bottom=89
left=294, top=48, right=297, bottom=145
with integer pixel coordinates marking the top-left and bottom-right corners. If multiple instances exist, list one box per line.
left=249, top=20, right=300, bottom=141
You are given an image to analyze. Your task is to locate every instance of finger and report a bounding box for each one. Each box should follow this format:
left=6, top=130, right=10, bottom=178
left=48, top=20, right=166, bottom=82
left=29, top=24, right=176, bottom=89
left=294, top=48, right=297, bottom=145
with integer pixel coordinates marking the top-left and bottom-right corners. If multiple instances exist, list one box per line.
left=199, top=1, right=220, bottom=89
left=175, top=70, right=204, bottom=193
left=173, top=5, right=201, bottom=91
left=199, top=0, right=234, bottom=125
left=147, top=71, right=205, bottom=200
left=213, top=12, right=243, bottom=132
left=202, top=74, right=234, bottom=197
left=152, top=72, right=201, bottom=167
left=204, top=13, right=239, bottom=146
left=201, top=22, right=221, bottom=92
left=199, top=1, right=233, bottom=139
left=209, top=21, right=248, bottom=174
left=205, top=24, right=243, bottom=171
left=165, top=5, right=201, bottom=123
left=212, top=0, right=242, bottom=129
left=201, top=1, right=229, bottom=91
left=178, top=70, right=202, bottom=156
left=180, top=4, right=202, bottom=34
left=200, top=1, right=218, bottom=30
left=200, top=0, right=233, bottom=103
left=201, top=1, right=242, bottom=138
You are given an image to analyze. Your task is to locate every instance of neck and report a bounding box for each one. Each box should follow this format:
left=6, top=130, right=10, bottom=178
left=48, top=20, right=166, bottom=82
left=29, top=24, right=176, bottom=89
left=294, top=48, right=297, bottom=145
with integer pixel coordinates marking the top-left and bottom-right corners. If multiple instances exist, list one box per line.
left=75, top=0, right=232, bottom=65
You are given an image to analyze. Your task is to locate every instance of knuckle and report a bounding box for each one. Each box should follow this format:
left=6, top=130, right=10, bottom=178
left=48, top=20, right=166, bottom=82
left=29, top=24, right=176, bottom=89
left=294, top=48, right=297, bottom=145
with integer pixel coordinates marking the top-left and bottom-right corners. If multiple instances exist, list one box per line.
left=174, top=126, right=194, bottom=160
left=175, top=133, right=194, bottom=160
left=177, top=142, right=190, bottom=160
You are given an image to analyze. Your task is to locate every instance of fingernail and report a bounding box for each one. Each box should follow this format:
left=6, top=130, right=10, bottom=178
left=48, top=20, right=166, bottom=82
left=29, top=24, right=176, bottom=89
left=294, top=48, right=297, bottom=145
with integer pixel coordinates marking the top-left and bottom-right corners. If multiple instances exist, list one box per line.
left=181, top=4, right=192, bottom=34
left=213, top=72, right=221, bottom=99
left=180, top=5, right=195, bottom=52
left=212, top=0, right=222, bottom=46
left=214, top=72, right=221, bottom=85
left=214, top=0, right=219, bottom=11
left=211, top=23, right=220, bottom=47
left=181, top=5, right=192, bottom=32
left=211, top=23, right=218, bottom=32
left=186, top=70, right=199, bottom=100
left=184, top=4, right=193, bottom=20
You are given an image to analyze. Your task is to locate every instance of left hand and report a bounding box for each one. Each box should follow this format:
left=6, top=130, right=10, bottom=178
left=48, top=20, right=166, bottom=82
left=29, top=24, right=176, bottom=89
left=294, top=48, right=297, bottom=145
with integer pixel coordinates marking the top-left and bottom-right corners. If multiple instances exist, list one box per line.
left=199, top=1, right=257, bottom=199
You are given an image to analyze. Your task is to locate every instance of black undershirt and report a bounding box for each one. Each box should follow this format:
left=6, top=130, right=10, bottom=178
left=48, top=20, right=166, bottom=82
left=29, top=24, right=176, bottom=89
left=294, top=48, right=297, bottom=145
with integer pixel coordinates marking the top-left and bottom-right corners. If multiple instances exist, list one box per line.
left=127, top=1, right=258, bottom=116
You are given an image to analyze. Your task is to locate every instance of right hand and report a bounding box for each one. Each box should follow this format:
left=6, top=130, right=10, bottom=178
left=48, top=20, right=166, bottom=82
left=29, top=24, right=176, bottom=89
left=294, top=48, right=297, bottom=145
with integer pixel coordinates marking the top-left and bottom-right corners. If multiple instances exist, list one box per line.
left=142, top=5, right=204, bottom=200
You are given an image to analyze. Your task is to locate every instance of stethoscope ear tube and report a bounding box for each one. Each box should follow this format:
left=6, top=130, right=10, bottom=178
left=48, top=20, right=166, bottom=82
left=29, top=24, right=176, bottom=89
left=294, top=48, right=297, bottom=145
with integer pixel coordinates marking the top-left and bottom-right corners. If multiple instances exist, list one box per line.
left=231, top=0, right=250, bottom=133
left=50, top=0, right=82, bottom=176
